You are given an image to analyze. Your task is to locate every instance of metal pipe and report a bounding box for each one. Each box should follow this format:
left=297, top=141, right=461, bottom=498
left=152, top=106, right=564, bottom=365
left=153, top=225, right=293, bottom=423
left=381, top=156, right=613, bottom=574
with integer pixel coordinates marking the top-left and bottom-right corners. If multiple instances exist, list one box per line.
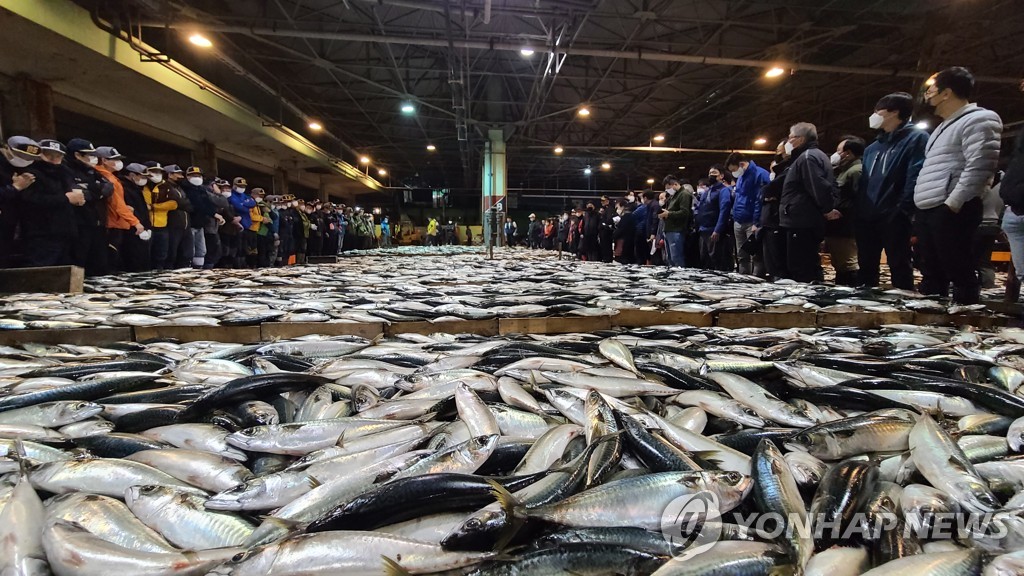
left=137, top=22, right=1022, bottom=84
left=518, top=145, right=777, bottom=155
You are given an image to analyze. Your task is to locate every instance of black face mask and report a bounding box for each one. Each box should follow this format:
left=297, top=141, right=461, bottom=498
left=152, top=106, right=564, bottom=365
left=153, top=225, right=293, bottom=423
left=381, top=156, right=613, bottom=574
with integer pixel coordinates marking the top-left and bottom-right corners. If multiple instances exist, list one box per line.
left=707, top=174, right=719, bottom=183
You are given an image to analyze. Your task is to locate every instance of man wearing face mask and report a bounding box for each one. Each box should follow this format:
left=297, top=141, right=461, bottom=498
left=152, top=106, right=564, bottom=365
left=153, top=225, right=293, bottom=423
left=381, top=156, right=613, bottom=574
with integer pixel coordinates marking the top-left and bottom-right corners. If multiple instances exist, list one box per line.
left=825, top=136, right=864, bottom=286
left=658, top=176, right=695, bottom=267
left=181, top=167, right=216, bottom=269
left=94, top=147, right=143, bottom=273
left=0, top=136, right=39, bottom=267
left=599, top=196, right=615, bottom=262
left=857, top=92, right=929, bottom=290
left=914, top=67, right=1002, bottom=304
left=213, top=179, right=240, bottom=268
left=625, top=191, right=638, bottom=210
left=142, top=162, right=178, bottom=270
left=160, top=165, right=194, bottom=269
left=118, top=163, right=153, bottom=272
left=227, top=177, right=256, bottom=268
left=725, top=152, right=770, bottom=276
left=19, top=140, right=81, bottom=267
left=779, top=123, right=837, bottom=283
left=63, top=139, right=114, bottom=276
left=760, top=141, right=793, bottom=280
left=693, top=169, right=731, bottom=270
left=613, top=199, right=636, bottom=264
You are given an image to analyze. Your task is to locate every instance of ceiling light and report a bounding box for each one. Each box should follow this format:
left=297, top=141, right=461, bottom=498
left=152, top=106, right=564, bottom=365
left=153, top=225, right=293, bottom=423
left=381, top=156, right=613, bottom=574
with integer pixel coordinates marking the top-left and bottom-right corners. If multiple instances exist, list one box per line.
left=360, top=156, right=370, bottom=164
left=400, top=103, right=416, bottom=114
left=378, top=169, right=387, bottom=176
left=554, top=146, right=563, bottom=154
left=653, top=134, right=665, bottom=142
left=307, top=121, right=323, bottom=131
left=520, top=48, right=535, bottom=57
left=584, top=167, right=592, bottom=175
left=646, top=178, right=655, bottom=184
left=601, top=162, right=611, bottom=170
left=915, top=121, right=930, bottom=130
left=765, top=67, right=786, bottom=78
left=578, top=106, right=591, bottom=117
left=426, top=144, right=436, bottom=151
left=754, top=137, right=767, bottom=145
left=678, top=166, right=686, bottom=170
left=189, top=33, right=213, bottom=48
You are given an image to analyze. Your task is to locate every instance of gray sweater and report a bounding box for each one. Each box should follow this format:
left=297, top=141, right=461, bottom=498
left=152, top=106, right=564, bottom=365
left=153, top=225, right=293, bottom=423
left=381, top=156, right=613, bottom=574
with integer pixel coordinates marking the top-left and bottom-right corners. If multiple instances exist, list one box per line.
left=914, top=103, right=1002, bottom=211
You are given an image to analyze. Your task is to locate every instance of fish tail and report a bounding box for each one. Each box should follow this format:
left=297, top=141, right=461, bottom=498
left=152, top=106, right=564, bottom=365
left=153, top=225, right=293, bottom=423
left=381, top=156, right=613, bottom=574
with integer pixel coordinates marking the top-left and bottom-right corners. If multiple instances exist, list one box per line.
left=486, top=479, right=527, bottom=551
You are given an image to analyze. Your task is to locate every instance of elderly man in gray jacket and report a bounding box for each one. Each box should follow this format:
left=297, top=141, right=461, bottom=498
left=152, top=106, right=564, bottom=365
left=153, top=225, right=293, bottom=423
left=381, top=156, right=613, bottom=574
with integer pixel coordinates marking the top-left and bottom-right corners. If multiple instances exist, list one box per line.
left=914, top=67, right=1002, bottom=305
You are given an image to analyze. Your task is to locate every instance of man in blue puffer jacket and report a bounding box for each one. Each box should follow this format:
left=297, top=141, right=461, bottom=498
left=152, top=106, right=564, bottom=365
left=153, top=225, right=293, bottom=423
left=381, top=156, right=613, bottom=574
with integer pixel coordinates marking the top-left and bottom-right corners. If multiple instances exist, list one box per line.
left=726, top=152, right=770, bottom=276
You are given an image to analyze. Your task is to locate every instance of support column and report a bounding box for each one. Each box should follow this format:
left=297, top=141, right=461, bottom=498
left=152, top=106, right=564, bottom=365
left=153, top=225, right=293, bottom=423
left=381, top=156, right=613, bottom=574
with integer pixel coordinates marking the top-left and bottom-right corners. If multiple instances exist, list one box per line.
left=1, top=75, right=55, bottom=139
left=481, top=128, right=506, bottom=252
left=192, top=140, right=218, bottom=175
left=317, top=175, right=329, bottom=203
left=273, top=168, right=290, bottom=197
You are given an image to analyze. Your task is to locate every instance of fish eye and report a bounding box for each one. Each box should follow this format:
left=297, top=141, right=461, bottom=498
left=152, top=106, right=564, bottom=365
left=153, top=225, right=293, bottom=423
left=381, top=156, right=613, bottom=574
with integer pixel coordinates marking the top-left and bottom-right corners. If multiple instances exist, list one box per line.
left=240, top=428, right=258, bottom=436
left=231, top=551, right=250, bottom=563
left=725, top=472, right=742, bottom=484
left=140, top=485, right=158, bottom=494
left=465, top=519, right=481, bottom=529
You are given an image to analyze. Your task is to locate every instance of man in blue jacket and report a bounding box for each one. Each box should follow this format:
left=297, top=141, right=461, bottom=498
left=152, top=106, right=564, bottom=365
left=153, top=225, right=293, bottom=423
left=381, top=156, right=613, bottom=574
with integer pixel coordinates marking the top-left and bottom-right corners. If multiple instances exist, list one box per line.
left=857, top=92, right=929, bottom=290
left=228, top=177, right=256, bottom=268
left=696, top=166, right=733, bottom=270
left=726, top=152, right=770, bottom=276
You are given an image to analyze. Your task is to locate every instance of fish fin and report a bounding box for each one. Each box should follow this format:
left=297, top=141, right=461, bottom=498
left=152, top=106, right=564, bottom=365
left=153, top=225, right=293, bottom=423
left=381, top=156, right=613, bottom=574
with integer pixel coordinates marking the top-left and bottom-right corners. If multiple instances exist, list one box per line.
left=768, top=566, right=797, bottom=576
left=414, top=412, right=438, bottom=424
left=306, top=475, right=322, bottom=489
left=380, top=555, right=411, bottom=576
left=335, top=430, right=346, bottom=448
left=13, top=439, right=29, bottom=476
left=486, top=478, right=521, bottom=517
left=690, top=450, right=725, bottom=469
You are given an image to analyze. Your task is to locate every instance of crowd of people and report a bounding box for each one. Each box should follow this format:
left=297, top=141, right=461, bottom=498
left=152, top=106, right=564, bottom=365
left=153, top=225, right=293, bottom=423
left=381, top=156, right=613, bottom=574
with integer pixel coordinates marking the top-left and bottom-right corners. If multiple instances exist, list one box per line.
left=0, top=139, right=398, bottom=275
left=509, top=67, right=1024, bottom=306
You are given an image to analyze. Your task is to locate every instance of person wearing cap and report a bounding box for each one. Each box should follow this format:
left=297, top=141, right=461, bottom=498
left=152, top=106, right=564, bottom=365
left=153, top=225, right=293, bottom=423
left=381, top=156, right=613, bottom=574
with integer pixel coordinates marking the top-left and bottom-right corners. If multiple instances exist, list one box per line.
left=118, top=163, right=153, bottom=271
left=212, top=178, right=242, bottom=268
left=857, top=92, right=930, bottom=290
left=19, top=139, right=81, bottom=267
left=307, top=199, right=324, bottom=257
left=161, top=165, right=194, bottom=269
left=0, top=136, right=40, bottom=267
left=64, top=138, right=114, bottom=276
left=249, top=188, right=273, bottom=267
left=181, top=166, right=216, bottom=268
left=226, top=177, right=255, bottom=268
left=335, top=203, right=347, bottom=255
left=142, top=162, right=178, bottom=270
left=276, top=195, right=295, bottom=265
left=599, top=195, right=615, bottom=262
left=94, top=146, right=144, bottom=273
left=527, top=213, right=541, bottom=249
left=426, top=216, right=438, bottom=246
left=202, top=177, right=230, bottom=268
left=321, top=203, right=338, bottom=255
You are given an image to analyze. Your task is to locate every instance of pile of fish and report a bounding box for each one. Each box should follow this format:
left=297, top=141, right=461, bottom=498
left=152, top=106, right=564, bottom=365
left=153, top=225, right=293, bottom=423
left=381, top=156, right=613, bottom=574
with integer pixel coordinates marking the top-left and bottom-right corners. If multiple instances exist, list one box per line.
left=0, top=251, right=1004, bottom=330
left=4, top=324, right=1024, bottom=574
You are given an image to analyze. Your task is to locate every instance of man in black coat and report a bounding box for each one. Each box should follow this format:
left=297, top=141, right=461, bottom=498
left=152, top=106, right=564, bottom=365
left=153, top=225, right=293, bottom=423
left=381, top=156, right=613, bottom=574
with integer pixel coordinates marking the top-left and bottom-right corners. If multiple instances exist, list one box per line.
left=613, top=199, right=636, bottom=264
left=599, top=195, right=615, bottom=262
left=64, top=139, right=113, bottom=276
left=119, top=163, right=153, bottom=272
left=0, top=136, right=40, bottom=267
left=779, top=123, right=837, bottom=283
left=21, top=140, right=82, bottom=267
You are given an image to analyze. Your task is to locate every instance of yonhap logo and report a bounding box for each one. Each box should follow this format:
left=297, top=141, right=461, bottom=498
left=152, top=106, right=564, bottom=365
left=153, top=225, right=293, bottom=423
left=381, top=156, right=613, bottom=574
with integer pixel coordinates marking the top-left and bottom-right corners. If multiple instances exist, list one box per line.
left=660, top=491, right=723, bottom=560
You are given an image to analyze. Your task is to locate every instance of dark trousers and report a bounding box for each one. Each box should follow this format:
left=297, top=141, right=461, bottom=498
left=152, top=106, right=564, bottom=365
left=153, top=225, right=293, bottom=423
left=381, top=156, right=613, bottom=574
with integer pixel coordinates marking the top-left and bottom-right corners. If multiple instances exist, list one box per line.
left=169, top=226, right=193, bottom=269
left=308, top=234, right=323, bottom=257
left=72, top=225, right=108, bottom=277
left=243, top=230, right=258, bottom=267
left=257, top=234, right=274, bottom=267
left=762, top=227, right=788, bottom=280
left=151, top=228, right=171, bottom=270
left=856, top=215, right=914, bottom=290
left=23, top=236, right=72, bottom=267
left=916, top=198, right=983, bottom=304
left=599, top=230, right=614, bottom=262
left=784, top=228, right=823, bottom=283
left=634, top=235, right=650, bottom=264
left=204, top=232, right=222, bottom=269
left=699, top=230, right=734, bottom=271
left=107, top=229, right=127, bottom=273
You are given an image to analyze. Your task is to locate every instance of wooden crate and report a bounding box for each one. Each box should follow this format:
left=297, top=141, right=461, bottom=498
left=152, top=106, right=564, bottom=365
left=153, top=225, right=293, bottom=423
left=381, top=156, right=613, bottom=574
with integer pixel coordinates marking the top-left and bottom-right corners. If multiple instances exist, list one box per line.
left=386, top=318, right=500, bottom=337
left=716, top=311, right=817, bottom=329
left=0, top=266, right=84, bottom=294
left=817, top=311, right=916, bottom=328
left=133, top=325, right=263, bottom=343
left=261, top=322, right=385, bottom=341
left=499, top=316, right=613, bottom=335
left=913, top=312, right=1019, bottom=329
left=0, top=327, right=131, bottom=346
left=612, top=309, right=713, bottom=328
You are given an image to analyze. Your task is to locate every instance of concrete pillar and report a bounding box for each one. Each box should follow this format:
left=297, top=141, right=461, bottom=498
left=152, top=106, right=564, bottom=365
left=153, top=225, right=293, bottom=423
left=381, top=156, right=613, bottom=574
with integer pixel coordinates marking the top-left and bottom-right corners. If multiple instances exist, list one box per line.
left=273, top=168, right=290, bottom=197
left=481, top=128, right=506, bottom=250
left=1, top=75, right=56, bottom=140
left=317, top=175, right=329, bottom=203
left=192, top=140, right=218, bottom=175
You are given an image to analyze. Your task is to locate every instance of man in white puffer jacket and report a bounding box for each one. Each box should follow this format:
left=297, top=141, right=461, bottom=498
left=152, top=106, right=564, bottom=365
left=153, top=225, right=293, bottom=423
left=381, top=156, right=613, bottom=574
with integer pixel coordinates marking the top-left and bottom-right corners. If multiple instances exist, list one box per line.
left=914, top=67, right=1002, bottom=305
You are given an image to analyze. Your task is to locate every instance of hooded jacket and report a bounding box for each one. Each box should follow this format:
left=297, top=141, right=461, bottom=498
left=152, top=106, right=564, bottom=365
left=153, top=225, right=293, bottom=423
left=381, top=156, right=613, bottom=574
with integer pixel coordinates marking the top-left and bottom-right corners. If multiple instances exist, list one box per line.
left=914, top=103, right=1002, bottom=211
left=229, top=190, right=256, bottom=229
left=96, top=165, right=140, bottom=231
left=859, top=121, right=929, bottom=222
left=731, top=161, right=770, bottom=225
left=21, top=161, right=77, bottom=239
left=779, top=141, right=836, bottom=231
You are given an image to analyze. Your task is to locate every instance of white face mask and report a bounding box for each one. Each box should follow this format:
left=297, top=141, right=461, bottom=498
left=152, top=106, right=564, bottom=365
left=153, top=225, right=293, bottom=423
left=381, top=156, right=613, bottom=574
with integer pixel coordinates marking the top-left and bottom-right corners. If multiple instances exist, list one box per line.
left=665, top=188, right=676, bottom=197
left=221, top=191, right=232, bottom=198
left=86, top=155, right=99, bottom=166
left=732, top=166, right=745, bottom=179
left=697, top=187, right=708, bottom=195
left=868, top=112, right=885, bottom=130
left=769, top=172, right=777, bottom=182
left=111, top=160, right=124, bottom=171
left=148, top=173, right=163, bottom=184
left=188, top=176, right=203, bottom=186
left=133, top=177, right=147, bottom=187
left=784, top=142, right=795, bottom=156
left=830, top=152, right=842, bottom=166
left=235, top=187, right=246, bottom=194
left=8, top=156, right=32, bottom=168
left=626, top=195, right=635, bottom=202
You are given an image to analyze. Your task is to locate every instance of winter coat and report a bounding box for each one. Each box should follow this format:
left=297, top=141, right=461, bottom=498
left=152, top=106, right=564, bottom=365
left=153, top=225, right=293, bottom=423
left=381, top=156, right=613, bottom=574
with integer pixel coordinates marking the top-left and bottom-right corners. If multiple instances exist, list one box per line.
left=827, top=158, right=862, bottom=238
left=119, top=177, right=151, bottom=229
left=20, top=161, right=77, bottom=239
left=664, top=188, right=695, bottom=234
left=181, top=181, right=216, bottom=230
left=859, top=122, right=929, bottom=222
left=144, top=183, right=178, bottom=229
left=779, top=142, right=836, bottom=231
left=96, top=166, right=140, bottom=231
left=914, top=103, right=1002, bottom=211
left=696, top=182, right=731, bottom=234
left=64, top=160, right=113, bottom=228
left=165, top=182, right=192, bottom=229
left=732, top=161, right=770, bottom=225
left=760, top=158, right=792, bottom=228
left=229, top=191, right=256, bottom=229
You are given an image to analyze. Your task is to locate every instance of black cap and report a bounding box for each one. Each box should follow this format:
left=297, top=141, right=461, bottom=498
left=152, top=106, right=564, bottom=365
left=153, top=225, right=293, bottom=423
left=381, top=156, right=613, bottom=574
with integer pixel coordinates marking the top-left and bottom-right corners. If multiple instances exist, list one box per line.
left=143, top=161, right=164, bottom=172
left=94, top=146, right=124, bottom=160
left=164, top=164, right=184, bottom=174
left=66, top=138, right=97, bottom=155
left=186, top=166, right=203, bottom=176
left=39, top=139, right=66, bottom=155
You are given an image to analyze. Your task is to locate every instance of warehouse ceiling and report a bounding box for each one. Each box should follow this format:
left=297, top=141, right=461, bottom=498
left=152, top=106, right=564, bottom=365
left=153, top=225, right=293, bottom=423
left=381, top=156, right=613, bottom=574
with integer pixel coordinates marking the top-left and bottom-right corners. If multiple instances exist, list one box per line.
left=82, top=0, right=1024, bottom=193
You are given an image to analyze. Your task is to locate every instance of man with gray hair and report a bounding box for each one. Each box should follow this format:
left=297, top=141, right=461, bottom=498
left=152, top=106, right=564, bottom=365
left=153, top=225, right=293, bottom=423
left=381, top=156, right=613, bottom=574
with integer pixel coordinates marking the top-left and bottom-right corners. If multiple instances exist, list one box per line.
left=779, top=122, right=837, bottom=282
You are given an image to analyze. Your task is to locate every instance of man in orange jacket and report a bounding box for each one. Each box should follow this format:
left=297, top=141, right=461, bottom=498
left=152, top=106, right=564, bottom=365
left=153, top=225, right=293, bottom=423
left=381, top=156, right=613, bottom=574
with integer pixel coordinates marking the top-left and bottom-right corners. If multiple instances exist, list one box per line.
left=94, top=146, right=145, bottom=273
